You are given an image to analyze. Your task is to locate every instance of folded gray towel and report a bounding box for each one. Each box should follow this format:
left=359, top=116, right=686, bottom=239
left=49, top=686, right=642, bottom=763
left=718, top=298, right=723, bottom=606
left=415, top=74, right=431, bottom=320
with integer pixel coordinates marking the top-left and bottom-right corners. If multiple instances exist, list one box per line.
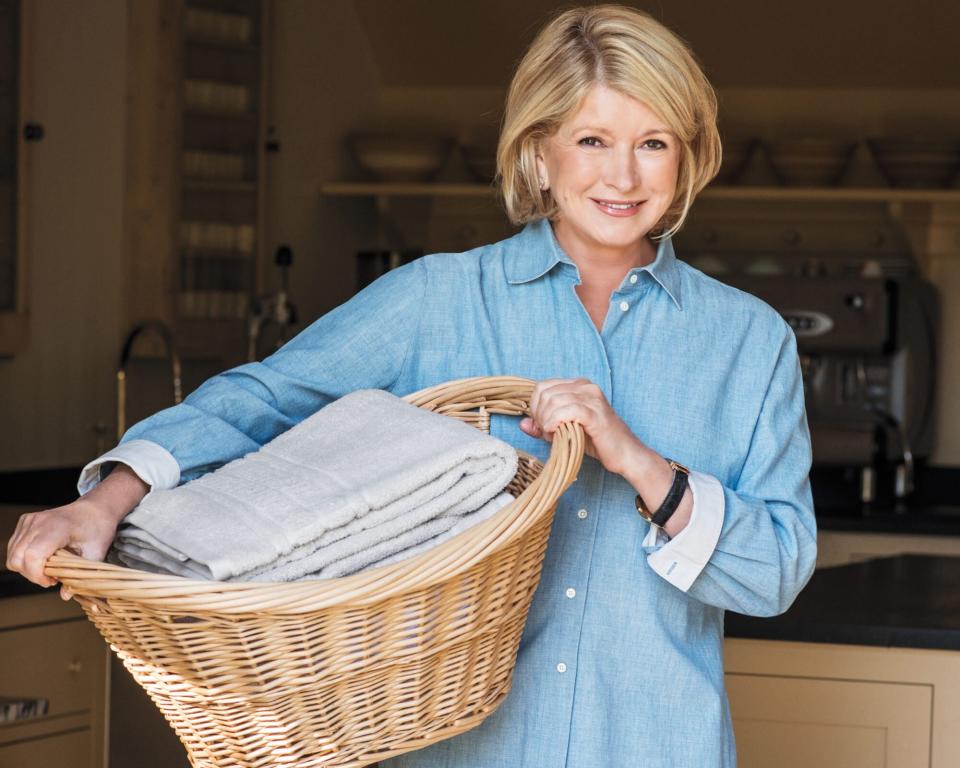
left=108, top=389, right=518, bottom=581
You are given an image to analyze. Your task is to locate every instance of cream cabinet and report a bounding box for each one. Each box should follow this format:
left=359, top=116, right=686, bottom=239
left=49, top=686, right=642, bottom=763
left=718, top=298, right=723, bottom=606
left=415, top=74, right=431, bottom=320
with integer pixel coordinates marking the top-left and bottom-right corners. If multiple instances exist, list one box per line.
left=725, top=637, right=960, bottom=767
left=0, top=591, right=108, bottom=768
left=817, top=528, right=960, bottom=568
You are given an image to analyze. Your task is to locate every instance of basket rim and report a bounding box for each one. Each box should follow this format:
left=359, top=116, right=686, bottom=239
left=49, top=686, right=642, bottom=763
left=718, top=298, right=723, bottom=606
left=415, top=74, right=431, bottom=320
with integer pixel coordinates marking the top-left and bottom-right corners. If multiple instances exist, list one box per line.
left=45, top=375, right=585, bottom=614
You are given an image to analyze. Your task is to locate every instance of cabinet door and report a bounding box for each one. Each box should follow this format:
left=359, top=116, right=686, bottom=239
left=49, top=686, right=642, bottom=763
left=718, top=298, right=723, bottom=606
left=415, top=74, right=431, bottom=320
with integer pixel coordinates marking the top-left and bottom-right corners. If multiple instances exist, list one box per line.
left=0, top=618, right=104, bottom=716
left=0, top=726, right=91, bottom=768
left=726, top=673, right=931, bottom=768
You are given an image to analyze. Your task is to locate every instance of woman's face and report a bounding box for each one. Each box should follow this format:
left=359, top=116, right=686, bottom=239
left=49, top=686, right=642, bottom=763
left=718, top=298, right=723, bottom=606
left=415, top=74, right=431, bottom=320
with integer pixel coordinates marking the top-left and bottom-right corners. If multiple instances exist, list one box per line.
left=535, top=83, right=680, bottom=265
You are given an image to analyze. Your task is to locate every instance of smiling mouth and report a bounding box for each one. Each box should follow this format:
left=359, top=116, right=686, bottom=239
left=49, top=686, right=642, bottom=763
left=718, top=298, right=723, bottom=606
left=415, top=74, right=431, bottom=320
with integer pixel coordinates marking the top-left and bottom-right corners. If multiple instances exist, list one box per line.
left=592, top=199, right=643, bottom=212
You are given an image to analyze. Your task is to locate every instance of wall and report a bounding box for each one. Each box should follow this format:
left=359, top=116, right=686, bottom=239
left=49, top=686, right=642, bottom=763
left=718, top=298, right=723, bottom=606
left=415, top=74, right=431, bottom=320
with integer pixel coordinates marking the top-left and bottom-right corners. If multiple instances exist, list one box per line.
left=0, top=0, right=126, bottom=470
left=1, top=1, right=958, bottom=471
left=263, top=0, right=380, bottom=326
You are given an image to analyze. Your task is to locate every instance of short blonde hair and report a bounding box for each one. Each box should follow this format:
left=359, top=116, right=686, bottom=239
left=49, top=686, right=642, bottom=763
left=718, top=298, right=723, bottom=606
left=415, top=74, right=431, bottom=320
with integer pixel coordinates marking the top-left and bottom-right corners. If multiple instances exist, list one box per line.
left=497, top=4, right=721, bottom=237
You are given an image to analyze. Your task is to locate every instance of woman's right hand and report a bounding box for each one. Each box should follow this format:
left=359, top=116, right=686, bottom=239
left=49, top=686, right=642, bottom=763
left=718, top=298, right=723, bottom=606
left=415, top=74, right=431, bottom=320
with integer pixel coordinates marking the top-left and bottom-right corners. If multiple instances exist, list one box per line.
left=5, top=464, right=149, bottom=597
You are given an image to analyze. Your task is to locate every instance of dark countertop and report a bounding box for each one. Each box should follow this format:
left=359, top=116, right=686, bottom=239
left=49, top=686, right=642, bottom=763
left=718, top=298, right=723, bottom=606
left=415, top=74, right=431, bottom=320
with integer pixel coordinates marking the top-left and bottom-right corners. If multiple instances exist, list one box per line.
left=817, top=505, right=960, bottom=536
left=725, top=554, right=960, bottom=650
left=0, top=570, right=48, bottom=599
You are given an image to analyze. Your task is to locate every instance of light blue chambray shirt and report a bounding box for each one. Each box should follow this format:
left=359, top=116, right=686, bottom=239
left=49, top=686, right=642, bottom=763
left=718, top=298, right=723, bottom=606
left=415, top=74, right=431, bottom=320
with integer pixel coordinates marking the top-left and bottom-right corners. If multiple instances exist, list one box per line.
left=84, top=218, right=816, bottom=767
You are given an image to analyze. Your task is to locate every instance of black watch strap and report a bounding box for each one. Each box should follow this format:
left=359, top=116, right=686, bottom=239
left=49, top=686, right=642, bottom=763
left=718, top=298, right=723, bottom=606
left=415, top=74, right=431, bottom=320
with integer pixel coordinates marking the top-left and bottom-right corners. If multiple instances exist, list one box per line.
left=636, top=460, right=690, bottom=528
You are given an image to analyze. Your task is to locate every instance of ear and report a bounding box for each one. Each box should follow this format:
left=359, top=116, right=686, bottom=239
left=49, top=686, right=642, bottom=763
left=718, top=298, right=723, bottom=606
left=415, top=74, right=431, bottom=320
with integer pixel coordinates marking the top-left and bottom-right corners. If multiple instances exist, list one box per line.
left=534, top=151, right=549, bottom=191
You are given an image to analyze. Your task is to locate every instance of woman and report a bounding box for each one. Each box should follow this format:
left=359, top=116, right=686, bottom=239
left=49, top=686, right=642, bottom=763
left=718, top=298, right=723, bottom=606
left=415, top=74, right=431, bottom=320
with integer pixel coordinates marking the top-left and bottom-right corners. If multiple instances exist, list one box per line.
left=8, top=5, right=816, bottom=766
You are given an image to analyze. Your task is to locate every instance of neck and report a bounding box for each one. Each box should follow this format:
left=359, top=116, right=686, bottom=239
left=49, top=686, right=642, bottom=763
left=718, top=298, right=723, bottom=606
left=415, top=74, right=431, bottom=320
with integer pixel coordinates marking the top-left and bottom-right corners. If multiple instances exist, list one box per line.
left=549, top=219, right=659, bottom=289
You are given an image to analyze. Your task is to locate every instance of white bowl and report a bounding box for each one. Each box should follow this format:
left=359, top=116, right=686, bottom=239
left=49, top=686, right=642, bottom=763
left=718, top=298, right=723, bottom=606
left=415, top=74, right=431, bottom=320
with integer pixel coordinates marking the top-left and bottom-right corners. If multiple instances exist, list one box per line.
left=348, top=134, right=453, bottom=182
left=767, top=138, right=856, bottom=187
left=867, top=138, right=960, bottom=188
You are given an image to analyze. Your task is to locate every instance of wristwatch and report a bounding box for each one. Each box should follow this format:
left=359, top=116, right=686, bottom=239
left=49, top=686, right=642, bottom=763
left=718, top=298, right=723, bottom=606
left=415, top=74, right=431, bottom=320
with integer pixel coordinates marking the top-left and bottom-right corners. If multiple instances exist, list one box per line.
left=635, top=459, right=690, bottom=528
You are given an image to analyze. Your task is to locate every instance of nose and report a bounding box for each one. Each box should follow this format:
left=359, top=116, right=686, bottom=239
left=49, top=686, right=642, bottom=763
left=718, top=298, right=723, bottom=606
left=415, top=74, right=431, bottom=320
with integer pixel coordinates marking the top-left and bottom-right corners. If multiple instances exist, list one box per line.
left=603, top=145, right=640, bottom=193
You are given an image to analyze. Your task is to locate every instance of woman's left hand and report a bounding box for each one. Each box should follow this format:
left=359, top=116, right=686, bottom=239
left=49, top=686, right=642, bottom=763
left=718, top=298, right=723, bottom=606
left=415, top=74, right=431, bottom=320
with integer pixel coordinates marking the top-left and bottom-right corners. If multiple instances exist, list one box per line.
left=519, top=378, right=641, bottom=476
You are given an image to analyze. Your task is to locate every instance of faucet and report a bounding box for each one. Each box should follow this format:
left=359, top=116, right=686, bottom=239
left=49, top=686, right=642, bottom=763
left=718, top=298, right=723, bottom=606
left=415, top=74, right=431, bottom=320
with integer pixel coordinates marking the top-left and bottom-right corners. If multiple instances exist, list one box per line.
left=248, top=245, right=297, bottom=361
left=117, top=320, right=183, bottom=441
left=867, top=404, right=915, bottom=504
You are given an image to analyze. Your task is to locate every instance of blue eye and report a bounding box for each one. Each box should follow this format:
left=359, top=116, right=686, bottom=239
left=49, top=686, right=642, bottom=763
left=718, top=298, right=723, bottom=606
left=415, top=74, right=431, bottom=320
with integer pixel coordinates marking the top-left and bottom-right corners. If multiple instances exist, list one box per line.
left=578, top=136, right=604, bottom=147
left=643, top=139, right=668, bottom=150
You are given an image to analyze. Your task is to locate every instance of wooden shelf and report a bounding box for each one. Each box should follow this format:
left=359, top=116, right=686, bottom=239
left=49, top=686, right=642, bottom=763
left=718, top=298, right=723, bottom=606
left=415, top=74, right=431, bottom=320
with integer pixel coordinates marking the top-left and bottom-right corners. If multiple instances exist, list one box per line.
left=319, top=181, right=960, bottom=204
left=704, top=186, right=960, bottom=203
left=184, top=108, right=258, bottom=122
left=320, top=182, right=496, bottom=198
left=185, top=37, right=259, bottom=54
left=184, top=178, right=257, bottom=193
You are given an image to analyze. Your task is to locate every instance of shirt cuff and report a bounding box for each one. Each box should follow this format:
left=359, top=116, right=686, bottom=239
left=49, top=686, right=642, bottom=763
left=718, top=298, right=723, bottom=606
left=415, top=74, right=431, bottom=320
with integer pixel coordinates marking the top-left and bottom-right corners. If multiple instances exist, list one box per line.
left=642, top=470, right=725, bottom=592
left=77, top=439, right=181, bottom=496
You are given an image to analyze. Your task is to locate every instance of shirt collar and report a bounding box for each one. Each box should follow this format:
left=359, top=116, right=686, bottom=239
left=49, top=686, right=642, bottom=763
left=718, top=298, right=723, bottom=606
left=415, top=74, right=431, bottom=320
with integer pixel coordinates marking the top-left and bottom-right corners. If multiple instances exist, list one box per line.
left=505, top=218, right=683, bottom=310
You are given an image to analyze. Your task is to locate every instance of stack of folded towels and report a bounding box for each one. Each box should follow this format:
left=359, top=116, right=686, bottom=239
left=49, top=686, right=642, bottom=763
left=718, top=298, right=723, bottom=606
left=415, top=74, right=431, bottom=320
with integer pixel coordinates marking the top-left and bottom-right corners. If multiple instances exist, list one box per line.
left=108, top=389, right=518, bottom=581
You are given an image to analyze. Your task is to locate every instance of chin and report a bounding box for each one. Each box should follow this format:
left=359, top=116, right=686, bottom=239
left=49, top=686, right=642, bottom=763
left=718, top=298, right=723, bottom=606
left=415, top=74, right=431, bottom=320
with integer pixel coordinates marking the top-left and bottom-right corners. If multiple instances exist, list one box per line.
left=592, top=222, right=655, bottom=246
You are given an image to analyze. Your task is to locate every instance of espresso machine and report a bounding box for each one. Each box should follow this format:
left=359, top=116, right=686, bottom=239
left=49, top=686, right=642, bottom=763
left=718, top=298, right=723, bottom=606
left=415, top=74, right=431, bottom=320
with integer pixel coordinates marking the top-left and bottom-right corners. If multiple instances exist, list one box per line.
left=727, top=273, right=938, bottom=511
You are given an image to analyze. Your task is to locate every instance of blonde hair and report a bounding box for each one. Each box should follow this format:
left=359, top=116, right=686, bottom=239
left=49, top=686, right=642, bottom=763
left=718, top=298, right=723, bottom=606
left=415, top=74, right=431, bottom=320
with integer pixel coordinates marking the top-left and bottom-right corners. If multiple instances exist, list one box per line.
left=497, top=4, right=721, bottom=238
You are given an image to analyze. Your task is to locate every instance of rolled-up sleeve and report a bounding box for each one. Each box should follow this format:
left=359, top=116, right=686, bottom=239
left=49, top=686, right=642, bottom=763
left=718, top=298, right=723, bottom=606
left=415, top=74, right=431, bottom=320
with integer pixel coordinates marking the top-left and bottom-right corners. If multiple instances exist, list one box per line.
left=686, top=325, right=816, bottom=616
left=643, top=470, right=725, bottom=591
left=643, top=322, right=816, bottom=615
left=78, top=439, right=181, bottom=495
left=80, top=260, right=428, bottom=491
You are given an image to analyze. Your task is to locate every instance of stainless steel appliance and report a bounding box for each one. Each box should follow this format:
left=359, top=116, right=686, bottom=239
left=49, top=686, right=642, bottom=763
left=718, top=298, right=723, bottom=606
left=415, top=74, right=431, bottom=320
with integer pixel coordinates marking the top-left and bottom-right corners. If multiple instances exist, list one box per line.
left=725, top=274, right=938, bottom=506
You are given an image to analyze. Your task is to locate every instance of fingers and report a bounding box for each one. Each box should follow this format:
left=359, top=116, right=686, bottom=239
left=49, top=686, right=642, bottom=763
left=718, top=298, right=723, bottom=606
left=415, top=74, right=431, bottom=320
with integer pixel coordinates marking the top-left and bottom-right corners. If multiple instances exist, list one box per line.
left=6, top=511, right=61, bottom=588
left=519, top=416, right=543, bottom=438
left=529, top=378, right=578, bottom=425
left=530, top=380, right=605, bottom=434
left=21, top=534, right=61, bottom=587
left=7, top=502, right=118, bottom=591
left=5, top=511, right=29, bottom=569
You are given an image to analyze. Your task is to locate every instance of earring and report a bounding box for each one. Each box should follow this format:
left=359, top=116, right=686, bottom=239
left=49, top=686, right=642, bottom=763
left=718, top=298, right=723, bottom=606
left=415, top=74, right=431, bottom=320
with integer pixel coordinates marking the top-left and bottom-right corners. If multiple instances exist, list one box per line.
left=538, top=177, right=547, bottom=191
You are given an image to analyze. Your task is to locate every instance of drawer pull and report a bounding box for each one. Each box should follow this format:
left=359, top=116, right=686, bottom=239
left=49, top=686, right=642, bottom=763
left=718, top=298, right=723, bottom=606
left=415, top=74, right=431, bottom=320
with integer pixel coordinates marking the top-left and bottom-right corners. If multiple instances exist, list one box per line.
left=67, top=658, right=83, bottom=674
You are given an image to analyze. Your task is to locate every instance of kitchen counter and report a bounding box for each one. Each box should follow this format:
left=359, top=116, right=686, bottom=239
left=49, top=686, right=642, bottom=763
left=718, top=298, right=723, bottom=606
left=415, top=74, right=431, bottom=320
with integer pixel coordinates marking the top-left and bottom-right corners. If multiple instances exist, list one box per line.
left=818, top=505, right=960, bottom=536
left=725, top=554, right=960, bottom=650
left=0, top=570, right=48, bottom=598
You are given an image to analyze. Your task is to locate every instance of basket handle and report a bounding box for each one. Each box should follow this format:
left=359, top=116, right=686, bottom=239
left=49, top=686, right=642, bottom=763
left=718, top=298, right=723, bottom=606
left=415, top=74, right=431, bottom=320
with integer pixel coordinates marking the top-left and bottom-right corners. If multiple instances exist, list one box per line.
left=45, top=376, right=586, bottom=612
left=402, top=375, right=537, bottom=418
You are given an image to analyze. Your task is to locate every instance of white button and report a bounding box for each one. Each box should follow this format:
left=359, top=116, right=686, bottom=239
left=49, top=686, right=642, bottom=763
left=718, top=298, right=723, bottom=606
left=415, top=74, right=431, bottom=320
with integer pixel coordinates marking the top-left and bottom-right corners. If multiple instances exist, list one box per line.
left=629, top=274, right=638, bottom=284
left=565, top=588, right=576, bottom=599
left=619, top=301, right=629, bottom=312
left=557, top=662, right=567, bottom=673
left=577, top=508, right=588, bottom=519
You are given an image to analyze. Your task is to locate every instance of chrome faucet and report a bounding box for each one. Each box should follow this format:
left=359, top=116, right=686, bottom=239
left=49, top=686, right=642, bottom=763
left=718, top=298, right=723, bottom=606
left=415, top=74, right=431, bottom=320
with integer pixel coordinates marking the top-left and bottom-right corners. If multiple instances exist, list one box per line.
left=868, top=404, right=915, bottom=502
left=248, top=245, right=297, bottom=361
left=117, top=320, right=182, bottom=441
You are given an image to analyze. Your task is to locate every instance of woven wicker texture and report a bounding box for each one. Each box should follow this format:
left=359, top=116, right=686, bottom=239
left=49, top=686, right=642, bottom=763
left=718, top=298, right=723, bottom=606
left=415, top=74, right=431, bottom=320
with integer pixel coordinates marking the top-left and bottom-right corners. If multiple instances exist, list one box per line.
left=46, top=376, right=585, bottom=768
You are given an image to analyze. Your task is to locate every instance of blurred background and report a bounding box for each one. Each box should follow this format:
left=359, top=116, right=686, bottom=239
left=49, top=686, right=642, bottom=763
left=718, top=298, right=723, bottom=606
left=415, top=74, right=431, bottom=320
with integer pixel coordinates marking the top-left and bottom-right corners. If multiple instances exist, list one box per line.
left=2, top=2, right=960, bottom=767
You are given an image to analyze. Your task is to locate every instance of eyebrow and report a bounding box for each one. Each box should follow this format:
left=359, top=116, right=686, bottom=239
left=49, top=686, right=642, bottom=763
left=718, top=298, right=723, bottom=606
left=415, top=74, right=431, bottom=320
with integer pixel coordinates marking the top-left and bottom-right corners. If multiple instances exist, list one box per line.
left=571, top=125, right=675, bottom=138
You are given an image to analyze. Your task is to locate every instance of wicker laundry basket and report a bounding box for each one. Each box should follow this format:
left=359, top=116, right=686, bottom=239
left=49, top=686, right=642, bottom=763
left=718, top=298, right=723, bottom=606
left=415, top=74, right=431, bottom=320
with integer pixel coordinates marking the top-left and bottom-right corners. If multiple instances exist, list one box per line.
left=46, top=376, right=585, bottom=768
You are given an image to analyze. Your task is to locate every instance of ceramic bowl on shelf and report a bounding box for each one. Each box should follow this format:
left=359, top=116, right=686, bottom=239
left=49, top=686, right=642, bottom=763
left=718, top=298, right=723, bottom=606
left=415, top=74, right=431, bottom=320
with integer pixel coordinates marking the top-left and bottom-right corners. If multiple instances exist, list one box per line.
left=766, top=138, right=857, bottom=187
left=347, top=133, right=454, bottom=182
left=866, top=138, right=960, bottom=188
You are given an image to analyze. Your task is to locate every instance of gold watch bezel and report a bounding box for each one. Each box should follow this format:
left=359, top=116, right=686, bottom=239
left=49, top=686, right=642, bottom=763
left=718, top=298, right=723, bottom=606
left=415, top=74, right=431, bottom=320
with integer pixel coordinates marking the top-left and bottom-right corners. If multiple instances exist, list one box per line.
left=635, top=459, right=689, bottom=523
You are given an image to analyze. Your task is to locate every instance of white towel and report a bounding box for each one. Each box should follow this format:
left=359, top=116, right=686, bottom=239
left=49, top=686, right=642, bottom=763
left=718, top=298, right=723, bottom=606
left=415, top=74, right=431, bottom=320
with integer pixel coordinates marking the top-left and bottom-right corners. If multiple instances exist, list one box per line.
left=108, top=389, right=518, bottom=581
